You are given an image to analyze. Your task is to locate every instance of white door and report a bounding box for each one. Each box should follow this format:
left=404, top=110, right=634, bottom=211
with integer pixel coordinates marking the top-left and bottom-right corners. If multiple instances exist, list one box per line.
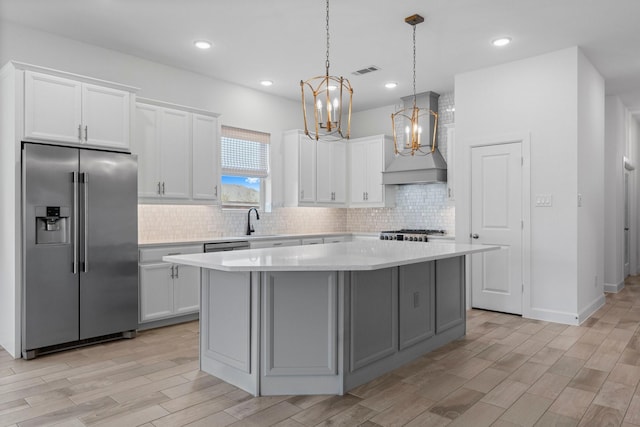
left=159, top=108, right=191, bottom=199
left=24, top=71, right=82, bottom=144
left=624, top=172, right=630, bottom=277
left=82, top=83, right=130, bottom=150
left=173, top=265, right=201, bottom=315
left=139, top=263, right=174, bottom=322
left=349, top=141, right=367, bottom=204
left=471, top=142, right=523, bottom=315
left=332, top=142, right=347, bottom=203
left=298, top=138, right=316, bottom=203
left=316, top=140, right=334, bottom=203
left=192, top=113, right=219, bottom=201
left=365, top=138, right=384, bottom=204
left=134, top=104, right=162, bottom=198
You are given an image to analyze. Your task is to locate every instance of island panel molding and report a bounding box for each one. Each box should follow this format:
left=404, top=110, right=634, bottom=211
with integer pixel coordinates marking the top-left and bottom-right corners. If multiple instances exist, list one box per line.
left=166, top=240, right=499, bottom=396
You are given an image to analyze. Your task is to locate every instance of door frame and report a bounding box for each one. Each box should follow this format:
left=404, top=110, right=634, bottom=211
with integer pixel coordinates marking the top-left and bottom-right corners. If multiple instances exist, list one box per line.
left=466, top=132, right=531, bottom=318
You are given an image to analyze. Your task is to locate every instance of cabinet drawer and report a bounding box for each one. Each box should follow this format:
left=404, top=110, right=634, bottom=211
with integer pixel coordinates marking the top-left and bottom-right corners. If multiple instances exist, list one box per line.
left=250, top=239, right=301, bottom=249
left=139, top=244, right=203, bottom=263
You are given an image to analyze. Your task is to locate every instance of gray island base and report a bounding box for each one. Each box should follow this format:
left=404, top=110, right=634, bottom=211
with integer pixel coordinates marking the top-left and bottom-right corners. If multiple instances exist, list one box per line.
left=164, top=240, right=498, bottom=396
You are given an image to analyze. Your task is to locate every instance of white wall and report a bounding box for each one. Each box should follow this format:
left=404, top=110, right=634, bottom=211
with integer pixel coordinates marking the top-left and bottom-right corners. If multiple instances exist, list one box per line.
left=0, top=20, right=303, bottom=206
left=630, top=115, right=640, bottom=274
left=0, top=64, right=20, bottom=357
left=455, top=47, right=604, bottom=324
left=576, top=50, right=605, bottom=316
left=604, top=96, right=627, bottom=291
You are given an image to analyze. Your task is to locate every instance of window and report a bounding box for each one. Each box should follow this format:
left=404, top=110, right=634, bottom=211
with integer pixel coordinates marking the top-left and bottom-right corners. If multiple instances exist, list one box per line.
left=220, top=126, right=270, bottom=208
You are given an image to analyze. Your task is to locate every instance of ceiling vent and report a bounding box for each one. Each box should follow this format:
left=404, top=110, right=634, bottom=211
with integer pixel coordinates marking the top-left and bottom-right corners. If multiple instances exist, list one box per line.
left=352, top=65, right=380, bottom=76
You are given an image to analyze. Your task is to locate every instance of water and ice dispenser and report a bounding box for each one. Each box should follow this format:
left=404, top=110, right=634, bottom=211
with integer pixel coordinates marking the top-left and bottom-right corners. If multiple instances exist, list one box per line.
left=35, top=206, right=70, bottom=245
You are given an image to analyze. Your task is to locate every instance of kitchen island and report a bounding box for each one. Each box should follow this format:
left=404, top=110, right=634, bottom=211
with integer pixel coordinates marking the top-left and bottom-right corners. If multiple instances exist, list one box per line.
left=164, top=240, right=497, bottom=396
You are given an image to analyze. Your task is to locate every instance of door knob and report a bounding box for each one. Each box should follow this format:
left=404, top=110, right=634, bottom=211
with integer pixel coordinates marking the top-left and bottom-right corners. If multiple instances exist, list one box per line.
left=471, top=233, right=479, bottom=239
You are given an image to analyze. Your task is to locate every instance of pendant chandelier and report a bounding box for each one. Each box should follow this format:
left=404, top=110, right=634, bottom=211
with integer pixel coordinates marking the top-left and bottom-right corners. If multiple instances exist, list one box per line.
left=391, top=14, right=438, bottom=156
left=300, top=0, right=353, bottom=141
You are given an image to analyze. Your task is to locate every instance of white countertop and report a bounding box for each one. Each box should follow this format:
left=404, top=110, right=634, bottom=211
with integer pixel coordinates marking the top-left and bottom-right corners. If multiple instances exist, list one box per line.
left=163, top=240, right=497, bottom=272
left=138, top=232, right=356, bottom=247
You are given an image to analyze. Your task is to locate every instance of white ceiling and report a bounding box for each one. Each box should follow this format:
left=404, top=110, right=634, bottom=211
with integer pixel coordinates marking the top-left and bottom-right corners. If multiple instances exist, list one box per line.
left=2, top=0, right=640, bottom=113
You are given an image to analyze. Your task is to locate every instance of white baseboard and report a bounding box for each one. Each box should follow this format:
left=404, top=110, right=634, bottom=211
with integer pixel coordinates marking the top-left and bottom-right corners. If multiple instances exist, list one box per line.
left=604, top=281, right=624, bottom=293
left=525, top=307, right=579, bottom=326
left=578, top=294, right=606, bottom=324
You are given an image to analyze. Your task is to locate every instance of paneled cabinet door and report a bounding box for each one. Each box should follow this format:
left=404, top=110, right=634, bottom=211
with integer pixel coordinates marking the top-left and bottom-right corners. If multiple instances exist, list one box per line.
left=24, top=71, right=82, bottom=144
left=349, top=136, right=394, bottom=207
left=81, top=83, right=130, bottom=150
left=316, top=140, right=346, bottom=204
left=363, top=138, right=384, bottom=204
left=159, top=108, right=191, bottom=199
left=134, top=104, right=162, bottom=198
left=173, top=265, right=200, bottom=315
left=349, top=141, right=368, bottom=204
left=192, top=113, right=219, bottom=201
left=139, top=264, right=174, bottom=322
left=298, top=138, right=316, bottom=203
left=24, top=71, right=131, bottom=150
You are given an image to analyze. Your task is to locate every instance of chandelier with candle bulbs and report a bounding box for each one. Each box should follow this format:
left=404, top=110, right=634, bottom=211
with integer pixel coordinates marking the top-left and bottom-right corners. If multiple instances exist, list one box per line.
left=391, top=14, right=438, bottom=156
left=300, top=0, right=353, bottom=141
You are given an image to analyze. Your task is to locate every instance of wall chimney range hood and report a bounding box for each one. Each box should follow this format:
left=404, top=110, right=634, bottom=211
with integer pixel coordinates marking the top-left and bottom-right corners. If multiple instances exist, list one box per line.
left=383, top=91, right=447, bottom=184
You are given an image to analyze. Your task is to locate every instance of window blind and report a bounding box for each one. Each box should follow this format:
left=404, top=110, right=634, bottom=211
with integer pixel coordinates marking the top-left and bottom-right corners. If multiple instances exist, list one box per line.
left=221, top=126, right=270, bottom=177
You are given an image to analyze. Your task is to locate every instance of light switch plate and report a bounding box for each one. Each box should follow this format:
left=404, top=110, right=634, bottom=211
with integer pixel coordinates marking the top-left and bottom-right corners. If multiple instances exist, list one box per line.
left=535, top=194, right=553, bottom=207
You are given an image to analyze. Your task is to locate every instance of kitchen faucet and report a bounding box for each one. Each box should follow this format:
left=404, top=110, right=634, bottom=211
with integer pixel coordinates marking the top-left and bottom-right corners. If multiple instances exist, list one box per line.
left=246, top=207, right=260, bottom=235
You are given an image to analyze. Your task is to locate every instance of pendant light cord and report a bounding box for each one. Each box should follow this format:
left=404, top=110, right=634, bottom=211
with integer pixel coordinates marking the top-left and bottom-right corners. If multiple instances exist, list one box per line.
left=325, top=0, right=330, bottom=76
left=412, top=24, right=417, bottom=107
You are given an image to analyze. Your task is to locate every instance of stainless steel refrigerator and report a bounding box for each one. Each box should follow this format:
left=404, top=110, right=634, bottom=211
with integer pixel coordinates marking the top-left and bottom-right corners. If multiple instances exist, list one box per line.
left=22, top=143, right=138, bottom=359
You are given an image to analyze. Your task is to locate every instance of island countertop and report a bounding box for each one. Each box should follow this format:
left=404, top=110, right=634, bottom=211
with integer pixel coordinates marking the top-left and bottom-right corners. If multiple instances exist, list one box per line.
left=163, top=240, right=499, bottom=272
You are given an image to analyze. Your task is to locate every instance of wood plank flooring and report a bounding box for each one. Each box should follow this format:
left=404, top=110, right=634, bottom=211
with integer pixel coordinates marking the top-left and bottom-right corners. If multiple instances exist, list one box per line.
left=2, top=277, right=640, bottom=426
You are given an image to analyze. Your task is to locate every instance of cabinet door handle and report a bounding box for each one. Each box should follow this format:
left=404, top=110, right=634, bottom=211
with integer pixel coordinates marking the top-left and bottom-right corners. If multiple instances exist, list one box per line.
left=162, top=182, right=165, bottom=195
left=84, top=125, right=88, bottom=141
left=214, top=185, right=218, bottom=197
left=175, top=265, right=179, bottom=279
left=157, top=182, right=161, bottom=195
left=78, top=125, right=82, bottom=141
left=170, top=265, right=175, bottom=279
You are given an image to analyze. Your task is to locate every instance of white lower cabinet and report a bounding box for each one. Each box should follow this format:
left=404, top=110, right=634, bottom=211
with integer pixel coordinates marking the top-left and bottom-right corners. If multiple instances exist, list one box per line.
left=250, top=239, right=302, bottom=249
left=139, top=244, right=202, bottom=324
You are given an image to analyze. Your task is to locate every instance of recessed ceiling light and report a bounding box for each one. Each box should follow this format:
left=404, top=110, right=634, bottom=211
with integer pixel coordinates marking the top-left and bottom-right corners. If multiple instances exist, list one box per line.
left=194, top=40, right=212, bottom=50
left=385, top=82, right=398, bottom=89
left=260, top=80, right=273, bottom=87
left=492, top=37, right=511, bottom=47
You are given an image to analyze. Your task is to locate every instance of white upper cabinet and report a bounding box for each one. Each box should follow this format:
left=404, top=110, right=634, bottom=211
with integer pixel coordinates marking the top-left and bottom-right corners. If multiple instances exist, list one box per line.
left=316, top=139, right=346, bottom=204
left=283, top=130, right=347, bottom=207
left=134, top=102, right=190, bottom=200
left=134, top=103, right=161, bottom=198
left=298, top=134, right=316, bottom=203
left=133, top=98, right=219, bottom=202
left=82, top=83, right=131, bottom=150
left=445, top=124, right=455, bottom=202
left=349, top=135, right=395, bottom=208
left=192, top=113, right=220, bottom=201
left=24, top=70, right=133, bottom=151
left=159, top=108, right=190, bottom=199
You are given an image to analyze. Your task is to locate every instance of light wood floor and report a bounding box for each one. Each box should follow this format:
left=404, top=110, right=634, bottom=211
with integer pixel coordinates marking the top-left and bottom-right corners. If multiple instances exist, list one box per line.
left=3, top=278, right=640, bottom=427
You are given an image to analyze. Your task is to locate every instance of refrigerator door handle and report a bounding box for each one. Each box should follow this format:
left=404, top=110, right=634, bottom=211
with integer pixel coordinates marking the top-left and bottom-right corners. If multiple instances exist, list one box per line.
left=72, top=171, right=79, bottom=274
left=82, top=172, right=89, bottom=273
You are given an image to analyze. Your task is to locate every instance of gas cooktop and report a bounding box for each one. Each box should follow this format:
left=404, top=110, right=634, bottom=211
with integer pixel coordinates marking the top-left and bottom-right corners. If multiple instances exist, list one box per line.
left=379, top=229, right=446, bottom=242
